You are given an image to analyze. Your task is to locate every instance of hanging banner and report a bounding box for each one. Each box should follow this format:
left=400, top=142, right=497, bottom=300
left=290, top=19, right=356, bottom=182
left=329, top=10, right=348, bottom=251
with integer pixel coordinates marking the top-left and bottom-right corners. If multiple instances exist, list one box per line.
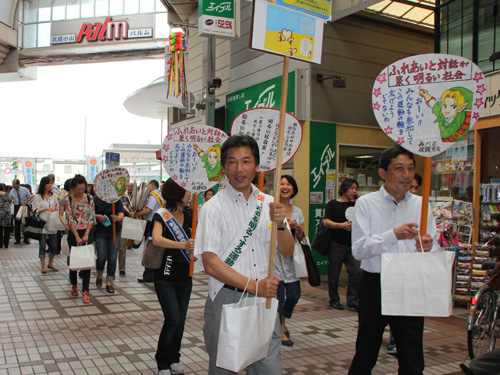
left=230, top=108, right=303, bottom=172
left=251, top=0, right=324, bottom=64
left=161, top=125, right=230, bottom=193
left=94, top=167, right=130, bottom=203
left=22, top=159, right=36, bottom=188
left=308, top=121, right=336, bottom=275
left=86, top=156, right=101, bottom=183
left=372, top=53, right=487, bottom=157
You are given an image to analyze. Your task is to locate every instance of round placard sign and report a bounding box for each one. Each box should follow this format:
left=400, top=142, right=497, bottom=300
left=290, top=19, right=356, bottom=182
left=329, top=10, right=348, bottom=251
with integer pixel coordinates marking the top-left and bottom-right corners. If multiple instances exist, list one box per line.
left=94, top=167, right=130, bottom=203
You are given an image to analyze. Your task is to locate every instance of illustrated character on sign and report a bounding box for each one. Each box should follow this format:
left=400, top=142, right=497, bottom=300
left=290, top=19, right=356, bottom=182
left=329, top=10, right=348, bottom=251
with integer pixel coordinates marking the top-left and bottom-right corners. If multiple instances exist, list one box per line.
left=109, top=177, right=127, bottom=196
left=300, top=38, right=313, bottom=58
left=278, top=28, right=294, bottom=46
left=419, top=86, right=473, bottom=142
left=193, top=144, right=224, bottom=181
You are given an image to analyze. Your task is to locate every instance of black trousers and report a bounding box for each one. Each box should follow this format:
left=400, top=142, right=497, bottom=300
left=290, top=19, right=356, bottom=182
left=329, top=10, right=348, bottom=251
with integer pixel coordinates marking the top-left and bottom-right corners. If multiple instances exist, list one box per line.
left=13, top=205, right=28, bottom=243
left=327, top=241, right=361, bottom=305
left=348, top=272, right=425, bottom=375
left=0, top=225, right=9, bottom=248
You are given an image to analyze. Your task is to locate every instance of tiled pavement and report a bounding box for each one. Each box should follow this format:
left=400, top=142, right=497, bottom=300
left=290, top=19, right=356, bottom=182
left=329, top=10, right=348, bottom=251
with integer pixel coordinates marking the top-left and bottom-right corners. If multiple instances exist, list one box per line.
left=0, top=240, right=469, bottom=375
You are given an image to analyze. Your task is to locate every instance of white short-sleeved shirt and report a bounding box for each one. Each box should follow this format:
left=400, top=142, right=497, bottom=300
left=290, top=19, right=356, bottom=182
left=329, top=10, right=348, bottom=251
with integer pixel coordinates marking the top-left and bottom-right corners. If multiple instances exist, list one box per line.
left=194, top=183, right=275, bottom=300
left=144, top=189, right=162, bottom=222
left=32, top=193, right=59, bottom=234
left=351, top=185, right=439, bottom=273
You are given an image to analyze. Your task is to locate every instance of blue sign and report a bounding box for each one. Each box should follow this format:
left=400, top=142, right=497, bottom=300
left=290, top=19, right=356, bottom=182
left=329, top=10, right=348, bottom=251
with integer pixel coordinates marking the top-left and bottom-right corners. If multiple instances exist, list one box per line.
left=105, top=152, right=120, bottom=166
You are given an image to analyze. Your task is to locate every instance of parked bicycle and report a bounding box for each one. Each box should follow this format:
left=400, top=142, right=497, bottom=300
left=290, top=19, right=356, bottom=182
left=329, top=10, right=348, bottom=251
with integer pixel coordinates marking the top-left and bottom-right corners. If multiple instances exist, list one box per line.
left=467, top=236, right=500, bottom=359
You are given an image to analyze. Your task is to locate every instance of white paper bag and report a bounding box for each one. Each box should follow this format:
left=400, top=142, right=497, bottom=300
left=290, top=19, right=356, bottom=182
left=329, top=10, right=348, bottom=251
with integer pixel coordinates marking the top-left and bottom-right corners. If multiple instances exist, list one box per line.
left=61, top=234, right=70, bottom=257
left=121, top=217, right=147, bottom=241
left=381, top=250, right=455, bottom=317
left=69, top=244, right=95, bottom=271
left=216, top=295, right=278, bottom=372
left=15, top=206, right=25, bottom=220
left=293, top=239, right=308, bottom=278
left=47, top=211, right=66, bottom=231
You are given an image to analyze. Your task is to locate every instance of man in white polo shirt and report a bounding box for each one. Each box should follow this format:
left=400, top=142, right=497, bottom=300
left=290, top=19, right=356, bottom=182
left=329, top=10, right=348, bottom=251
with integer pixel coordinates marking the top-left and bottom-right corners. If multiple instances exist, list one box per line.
left=194, top=135, right=294, bottom=375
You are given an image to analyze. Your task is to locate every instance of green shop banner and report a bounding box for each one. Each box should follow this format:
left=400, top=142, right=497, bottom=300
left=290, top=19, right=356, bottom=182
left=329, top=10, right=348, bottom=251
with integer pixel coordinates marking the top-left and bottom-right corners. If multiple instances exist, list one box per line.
left=225, top=72, right=295, bottom=132
left=309, top=121, right=336, bottom=275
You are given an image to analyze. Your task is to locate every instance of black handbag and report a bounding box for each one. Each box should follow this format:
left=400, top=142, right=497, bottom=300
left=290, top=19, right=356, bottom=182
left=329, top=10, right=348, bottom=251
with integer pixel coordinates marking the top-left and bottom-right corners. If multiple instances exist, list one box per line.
left=300, top=240, right=321, bottom=287
left=23, top=206, right=46, bottom=241
left=311, top=219, right=331, bottom=256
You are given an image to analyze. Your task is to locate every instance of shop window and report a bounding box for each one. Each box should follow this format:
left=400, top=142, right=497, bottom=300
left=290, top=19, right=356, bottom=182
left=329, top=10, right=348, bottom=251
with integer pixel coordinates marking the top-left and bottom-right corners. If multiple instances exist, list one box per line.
left=24, top=0, right=38, bottom=24
left=110, top=0, right=124, bottom=15
left=67, top=0, right=81, bottom=19
left=37, top=22, right=51, bottom=47
left=155, top=0, right=166, bottom=12
left=124, top=0, right=139, bottom=14
left=140, top=0, right=154, bottom=13
left=155, top=12, right=169, bottom=38
left=38, top=0, right=51, bottom=22
left=95, top=0, right=109, bottom=16
left=52, top=0, right=66, bottom=20
left=338, top=145, right=385, bottom=199
left=81, top=0, right=95, bottom=18
left=23, top=23, right=37, bottom=48
left=64, top=165, right=72, bottom=174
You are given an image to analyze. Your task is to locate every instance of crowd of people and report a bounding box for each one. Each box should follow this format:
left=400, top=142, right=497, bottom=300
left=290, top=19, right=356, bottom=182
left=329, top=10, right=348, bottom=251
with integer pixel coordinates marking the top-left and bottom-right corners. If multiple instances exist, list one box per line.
left=2, top=138, right=486, bottom=375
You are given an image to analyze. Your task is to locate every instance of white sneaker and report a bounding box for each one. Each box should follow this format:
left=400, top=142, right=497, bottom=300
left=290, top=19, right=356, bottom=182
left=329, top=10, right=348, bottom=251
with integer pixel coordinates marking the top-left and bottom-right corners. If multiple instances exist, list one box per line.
left=170, top=363, right=184, bottom=375
left=158, top=370, right=171, bottom=375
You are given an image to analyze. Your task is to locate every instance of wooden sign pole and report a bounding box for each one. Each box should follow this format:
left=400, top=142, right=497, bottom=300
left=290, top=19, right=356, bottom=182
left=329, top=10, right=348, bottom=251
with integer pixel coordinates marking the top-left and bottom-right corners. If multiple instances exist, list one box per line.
left=419, top=157, right=432, bottom=245
left=258, top=172, right=265, bottom=191
left=189, top=194, right=198, bottom=277
left=266, top=56, right=289, bottom=309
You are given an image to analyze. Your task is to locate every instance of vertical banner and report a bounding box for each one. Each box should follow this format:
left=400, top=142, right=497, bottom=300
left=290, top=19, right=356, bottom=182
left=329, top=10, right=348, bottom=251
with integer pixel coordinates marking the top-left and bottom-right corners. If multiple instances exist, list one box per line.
left=86, top=156, right=101, bottom=183
left=22, top=159, right=37, bottom=189
left=309, top=121, right=336, bottom=275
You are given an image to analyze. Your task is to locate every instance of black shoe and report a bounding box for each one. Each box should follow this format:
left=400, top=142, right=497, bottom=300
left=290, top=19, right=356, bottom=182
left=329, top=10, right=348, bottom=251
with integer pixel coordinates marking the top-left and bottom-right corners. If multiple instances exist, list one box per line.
left=119, top=271, right=125, bottom=276
left=282, top=338, right=294, bottom=347
left=14, top=241, right=21, bottom=245
left=460, top=364, right=474, bottom=375
left=347, top=303, right=359, bottom=311
left=137, top=278, right=153, bottom=283
left=96, top=278, right=102, bottom=289
left=23, top=240, right=30, bottom=244
left=330, top=302, right=344, bottom=310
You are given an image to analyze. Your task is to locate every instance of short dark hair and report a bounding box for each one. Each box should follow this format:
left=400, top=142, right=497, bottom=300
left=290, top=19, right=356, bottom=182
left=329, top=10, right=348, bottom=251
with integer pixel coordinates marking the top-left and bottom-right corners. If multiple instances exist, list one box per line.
left=339, top=178, right=359, bottom=197
left=37, top=176, right=52, bottom=195
left=70, top=174, right=87, bottom=189
left=221, top=135, right=260, bottom=168
left=0, top=183, right=5, bottom=192
left=204, top=188, right=215, bottom=198
left=379, top=145, right=416, bottom=170
left=414, top=173, right=422, bottom=187
left=281, top=175, right=298, bottom=198
left=149, top=180, right=159, bottom=190
left=162, top=178, right=187, bottom=211
left=64, top=178, right=73, bottom=191
left=12, top=179, right=20, bottom=185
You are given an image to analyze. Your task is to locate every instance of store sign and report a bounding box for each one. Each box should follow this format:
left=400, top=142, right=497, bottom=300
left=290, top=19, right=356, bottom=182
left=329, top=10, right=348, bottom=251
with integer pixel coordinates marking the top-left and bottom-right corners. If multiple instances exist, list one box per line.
left=198, top=0, right=235, bottom=38
left=225, top=72, right=296, bottom=132
left=51, top=17, right=153, bottom=45
left=309, top=121, right=336, bottom=275
left=433, top=160, right=474, bottom=173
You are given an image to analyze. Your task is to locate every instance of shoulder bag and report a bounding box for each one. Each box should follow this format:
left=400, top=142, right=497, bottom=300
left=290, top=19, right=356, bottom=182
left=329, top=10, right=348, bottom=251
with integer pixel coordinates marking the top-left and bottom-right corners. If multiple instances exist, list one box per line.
left=23, top=206, right=46, bottom=241
left=311, top=219, right=331, bottom=256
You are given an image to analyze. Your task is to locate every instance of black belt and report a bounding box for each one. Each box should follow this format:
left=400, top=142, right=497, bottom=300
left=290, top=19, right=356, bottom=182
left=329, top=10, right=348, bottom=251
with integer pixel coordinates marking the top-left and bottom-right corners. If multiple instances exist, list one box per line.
left=223, top=284, right=246, bottom=293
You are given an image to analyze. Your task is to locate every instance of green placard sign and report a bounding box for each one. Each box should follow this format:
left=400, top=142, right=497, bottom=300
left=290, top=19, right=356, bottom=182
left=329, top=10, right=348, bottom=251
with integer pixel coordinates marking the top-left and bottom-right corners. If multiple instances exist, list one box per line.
left=225, top=72, right=296, bottom=132
left=309, top=121, right=336, bottom=275
left=198, top=0, right=235, bottom=38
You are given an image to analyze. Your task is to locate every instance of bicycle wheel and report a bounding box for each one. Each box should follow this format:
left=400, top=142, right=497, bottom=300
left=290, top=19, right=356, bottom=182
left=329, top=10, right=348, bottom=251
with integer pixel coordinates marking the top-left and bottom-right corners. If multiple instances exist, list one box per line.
left=467, top=289, right=497, bottom=359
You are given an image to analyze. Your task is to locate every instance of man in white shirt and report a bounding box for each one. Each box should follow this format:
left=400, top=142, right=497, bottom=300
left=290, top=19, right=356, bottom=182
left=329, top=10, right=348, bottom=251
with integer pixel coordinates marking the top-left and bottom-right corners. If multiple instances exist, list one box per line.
left=348, top=145, right=439, bottom=375
left=194, top=135, right=294, bottom=375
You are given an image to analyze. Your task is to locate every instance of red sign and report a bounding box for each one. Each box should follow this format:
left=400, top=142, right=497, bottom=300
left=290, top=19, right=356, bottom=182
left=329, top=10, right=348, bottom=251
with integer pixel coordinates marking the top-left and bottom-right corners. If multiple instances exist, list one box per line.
left=77, top=18, right=128, bottom=43
left=5, top=168, right=11, bottom=175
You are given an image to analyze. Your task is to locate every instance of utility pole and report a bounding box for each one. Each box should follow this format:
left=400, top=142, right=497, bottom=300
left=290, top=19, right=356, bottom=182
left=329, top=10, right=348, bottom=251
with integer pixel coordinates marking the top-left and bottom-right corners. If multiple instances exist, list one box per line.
left=203, top=37, right=217, bottom=126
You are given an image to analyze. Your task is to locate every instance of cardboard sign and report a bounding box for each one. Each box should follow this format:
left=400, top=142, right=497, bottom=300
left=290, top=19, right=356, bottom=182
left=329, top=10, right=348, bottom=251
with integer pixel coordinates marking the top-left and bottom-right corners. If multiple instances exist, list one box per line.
left=372, top=53, right=487, bottom=157
left=161, top=125, right=229, bottom=193
left=94, top=167, right=130, bottom=203
left=230, top=108, right=303, bottom=172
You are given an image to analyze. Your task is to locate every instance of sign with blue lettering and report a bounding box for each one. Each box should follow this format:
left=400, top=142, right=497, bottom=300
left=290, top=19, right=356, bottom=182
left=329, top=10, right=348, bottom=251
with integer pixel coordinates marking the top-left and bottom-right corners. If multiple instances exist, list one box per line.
left=105, top=152, right=120, bottom=166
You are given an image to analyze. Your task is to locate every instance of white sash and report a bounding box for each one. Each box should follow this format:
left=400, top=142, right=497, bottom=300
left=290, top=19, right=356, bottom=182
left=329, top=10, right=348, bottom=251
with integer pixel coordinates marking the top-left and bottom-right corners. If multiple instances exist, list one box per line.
left=210, top=194, right=265, bottom=299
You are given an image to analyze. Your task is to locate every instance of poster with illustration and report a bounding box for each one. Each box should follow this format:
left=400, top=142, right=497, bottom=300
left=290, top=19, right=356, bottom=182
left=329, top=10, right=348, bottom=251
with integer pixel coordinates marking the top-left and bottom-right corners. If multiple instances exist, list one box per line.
left=251, top=0, right=324, bottom=64
left=230, top=108, right=303, bottom=172
left=161, top=125, right=229, bottom=193
left=94, top=168, right=130, bottom=203
left=372, top=53, right=487, bottom=157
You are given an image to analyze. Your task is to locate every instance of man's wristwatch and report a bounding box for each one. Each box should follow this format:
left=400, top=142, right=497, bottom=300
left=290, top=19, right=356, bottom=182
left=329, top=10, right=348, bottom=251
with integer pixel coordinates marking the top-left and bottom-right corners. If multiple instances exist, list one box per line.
left=277, top=218, right=288, bottom=231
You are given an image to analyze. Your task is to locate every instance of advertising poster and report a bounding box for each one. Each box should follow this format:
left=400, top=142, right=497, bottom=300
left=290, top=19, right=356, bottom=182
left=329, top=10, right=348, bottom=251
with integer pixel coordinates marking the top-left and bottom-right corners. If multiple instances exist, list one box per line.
left=372, top=53, right=487, bottom=157
left=309, top=121, right=336, bottom=275
left=22, top=159, right=36, bottom=188
left=86, top=156, right=101, bottom=183
left=230, top=108, right=303, bottom=172
left=251, top=0, right=324, bottom=64
left=198, top=0, right=235, bottom=38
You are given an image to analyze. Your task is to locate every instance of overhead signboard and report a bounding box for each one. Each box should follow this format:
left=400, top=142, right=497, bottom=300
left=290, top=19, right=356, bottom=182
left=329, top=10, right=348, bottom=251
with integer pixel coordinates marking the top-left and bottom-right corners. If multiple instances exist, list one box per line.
left=198, top=0, right=236, bottom=39
left=271, top=0, right=332, bottom=21
left=250, top=0, right=324, bottom=64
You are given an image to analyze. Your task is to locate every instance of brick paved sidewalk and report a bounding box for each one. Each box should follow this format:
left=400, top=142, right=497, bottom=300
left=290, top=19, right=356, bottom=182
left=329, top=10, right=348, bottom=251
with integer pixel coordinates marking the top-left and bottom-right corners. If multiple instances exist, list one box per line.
left=0, top=241, right=468, bottom=375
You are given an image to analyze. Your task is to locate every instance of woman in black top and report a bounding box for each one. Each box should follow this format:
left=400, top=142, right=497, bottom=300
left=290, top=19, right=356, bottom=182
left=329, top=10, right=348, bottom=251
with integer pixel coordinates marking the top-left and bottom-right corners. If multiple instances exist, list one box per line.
left=152, top=178, right=194, bottom=375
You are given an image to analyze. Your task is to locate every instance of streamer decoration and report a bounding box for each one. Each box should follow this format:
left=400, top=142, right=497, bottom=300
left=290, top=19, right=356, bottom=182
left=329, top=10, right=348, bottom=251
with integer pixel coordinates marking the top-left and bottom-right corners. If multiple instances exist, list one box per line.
left=166, top=31, right=187, bottom=100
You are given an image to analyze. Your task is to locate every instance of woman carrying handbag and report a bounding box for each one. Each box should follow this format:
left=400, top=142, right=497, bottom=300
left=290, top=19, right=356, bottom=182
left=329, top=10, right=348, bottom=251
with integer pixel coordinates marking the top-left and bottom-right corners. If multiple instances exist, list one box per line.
left=274, top=175, right=305, bottom=347
left=65, top=174, right=95, bottom=304
left=152, top=179, right=195, bottom=375
left=31, top=176, right=59, bottom=274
